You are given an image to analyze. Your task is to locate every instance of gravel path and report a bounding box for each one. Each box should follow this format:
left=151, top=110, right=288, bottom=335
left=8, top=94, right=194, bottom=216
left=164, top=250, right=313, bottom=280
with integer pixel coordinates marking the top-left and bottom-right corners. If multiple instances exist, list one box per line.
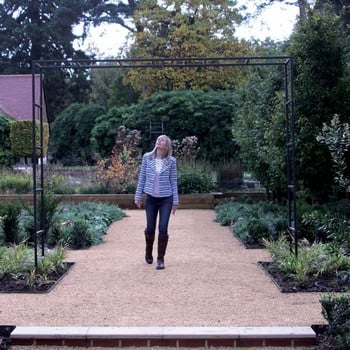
left=1, top=209, right=325, bottom=329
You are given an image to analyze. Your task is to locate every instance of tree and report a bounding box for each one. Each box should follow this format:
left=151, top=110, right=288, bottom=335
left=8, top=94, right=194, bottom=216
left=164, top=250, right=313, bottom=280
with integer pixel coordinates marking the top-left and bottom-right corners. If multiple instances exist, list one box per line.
left=288, top=10, right=350, bottom=202
left=124, top=0, right=252, bottom=95
left=91, top=90, right=239, bottom=163
left=0, top=1, right=101, bottom=120
left=49, top=102, right=106, bottom=165
left=89, top=67, right=140, bottom=109
left=90, top=105, right=137, bottom=158
left=232, top=64, right=286, bottom=200
left=88, top=0, right=138, bottom=31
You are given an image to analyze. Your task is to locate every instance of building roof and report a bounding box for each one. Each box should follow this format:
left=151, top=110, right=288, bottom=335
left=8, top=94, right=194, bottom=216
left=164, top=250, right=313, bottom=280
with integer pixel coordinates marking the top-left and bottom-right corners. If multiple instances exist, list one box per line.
left=0, top=74, right=47, bottom=123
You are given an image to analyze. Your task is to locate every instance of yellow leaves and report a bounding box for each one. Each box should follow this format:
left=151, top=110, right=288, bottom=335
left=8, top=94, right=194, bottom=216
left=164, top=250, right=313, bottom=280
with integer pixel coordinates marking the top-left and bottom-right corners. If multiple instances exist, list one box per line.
left=95, top=145, right=139, bottom=193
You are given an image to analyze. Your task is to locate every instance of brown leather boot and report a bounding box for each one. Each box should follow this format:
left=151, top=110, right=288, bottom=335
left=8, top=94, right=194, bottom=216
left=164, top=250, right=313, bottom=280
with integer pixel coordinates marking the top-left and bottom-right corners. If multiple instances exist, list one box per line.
left=145, top=232, right=155, bottom=264
left=156, top=234, right=169, bottom=270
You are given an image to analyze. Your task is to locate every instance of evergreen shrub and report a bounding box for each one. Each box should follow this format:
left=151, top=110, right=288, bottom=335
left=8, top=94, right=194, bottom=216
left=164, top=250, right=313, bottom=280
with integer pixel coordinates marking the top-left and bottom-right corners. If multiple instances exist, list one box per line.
left=0, top=200, right=27, bottom=244
left=214, top=200, right=287, bottom=246
left=321, top=293, right=350, bottom=348
left=178, top=163, right=215, bottom=194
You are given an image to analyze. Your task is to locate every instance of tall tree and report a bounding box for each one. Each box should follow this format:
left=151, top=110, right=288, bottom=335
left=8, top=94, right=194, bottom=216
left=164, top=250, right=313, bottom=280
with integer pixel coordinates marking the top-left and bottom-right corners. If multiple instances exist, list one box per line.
left=89, top=67, right=140, bottom=109
left=88, top=0, right=138, bottom=31
left=0, top=0, right=102, bottom=121
left=124, top=0, right=252, bottom=95
left=289, top=10, right=350, bottom=202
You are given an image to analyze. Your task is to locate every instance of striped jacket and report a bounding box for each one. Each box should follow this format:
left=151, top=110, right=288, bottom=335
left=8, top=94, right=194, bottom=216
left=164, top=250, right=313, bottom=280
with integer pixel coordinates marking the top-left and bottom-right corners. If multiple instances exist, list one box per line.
left=135, top=154, right=179, bottom=205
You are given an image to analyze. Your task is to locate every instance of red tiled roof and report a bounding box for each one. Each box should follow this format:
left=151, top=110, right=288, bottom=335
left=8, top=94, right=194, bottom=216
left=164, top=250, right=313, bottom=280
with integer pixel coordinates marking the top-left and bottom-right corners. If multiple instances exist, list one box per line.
left=0, top=74, right=47, bottom=122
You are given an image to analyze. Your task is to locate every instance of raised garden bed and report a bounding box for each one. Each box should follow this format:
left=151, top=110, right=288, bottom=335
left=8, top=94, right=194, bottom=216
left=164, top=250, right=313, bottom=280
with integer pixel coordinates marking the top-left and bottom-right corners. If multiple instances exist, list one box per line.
left=259, top=261, right=350, bottom=293
left=0, top=262, right=74, bottom=294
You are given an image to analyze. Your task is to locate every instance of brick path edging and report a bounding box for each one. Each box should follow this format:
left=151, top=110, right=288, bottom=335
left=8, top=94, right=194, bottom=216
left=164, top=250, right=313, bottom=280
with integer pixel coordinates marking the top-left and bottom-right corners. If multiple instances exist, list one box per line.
left=11, top=326, right=316, bottom=348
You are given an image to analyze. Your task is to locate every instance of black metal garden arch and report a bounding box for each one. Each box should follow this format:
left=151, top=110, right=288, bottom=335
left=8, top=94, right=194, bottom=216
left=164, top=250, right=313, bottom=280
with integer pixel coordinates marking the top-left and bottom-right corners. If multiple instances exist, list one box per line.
left=32, top=56, right=297, bottom=269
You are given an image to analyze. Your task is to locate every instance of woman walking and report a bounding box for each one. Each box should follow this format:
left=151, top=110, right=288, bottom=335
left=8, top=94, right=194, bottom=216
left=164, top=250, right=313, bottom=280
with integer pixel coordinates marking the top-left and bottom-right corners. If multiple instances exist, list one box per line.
left=134, top=135, right=179, bottom=270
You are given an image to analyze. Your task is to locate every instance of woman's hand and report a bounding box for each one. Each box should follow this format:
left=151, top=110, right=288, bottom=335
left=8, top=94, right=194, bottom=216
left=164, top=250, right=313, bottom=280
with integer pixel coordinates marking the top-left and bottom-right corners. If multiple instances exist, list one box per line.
left=135, top=200, right=142, bottom=208
left=172, top=205, right=178, bottom=215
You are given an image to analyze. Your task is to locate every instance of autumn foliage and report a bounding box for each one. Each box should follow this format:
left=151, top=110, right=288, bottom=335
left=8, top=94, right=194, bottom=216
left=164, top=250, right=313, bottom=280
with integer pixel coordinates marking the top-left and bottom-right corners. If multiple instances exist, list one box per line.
left=96, top=126, right=141, bottom=193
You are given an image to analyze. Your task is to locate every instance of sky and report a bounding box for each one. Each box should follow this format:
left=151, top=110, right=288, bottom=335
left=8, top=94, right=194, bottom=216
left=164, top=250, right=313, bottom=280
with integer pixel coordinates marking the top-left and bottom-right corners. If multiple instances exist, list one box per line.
left=74, top=2, right=300, bottom=58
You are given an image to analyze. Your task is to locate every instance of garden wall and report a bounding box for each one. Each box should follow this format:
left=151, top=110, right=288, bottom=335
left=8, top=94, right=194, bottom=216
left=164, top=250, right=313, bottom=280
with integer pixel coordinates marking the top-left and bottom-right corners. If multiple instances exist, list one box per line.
left=0, top=192, right=267, bottom=209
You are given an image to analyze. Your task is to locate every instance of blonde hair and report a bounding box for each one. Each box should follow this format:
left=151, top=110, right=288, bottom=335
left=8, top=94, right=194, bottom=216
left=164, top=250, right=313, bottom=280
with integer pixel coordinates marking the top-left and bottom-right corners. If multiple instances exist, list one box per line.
left=147, top=135, right=173, bottom=159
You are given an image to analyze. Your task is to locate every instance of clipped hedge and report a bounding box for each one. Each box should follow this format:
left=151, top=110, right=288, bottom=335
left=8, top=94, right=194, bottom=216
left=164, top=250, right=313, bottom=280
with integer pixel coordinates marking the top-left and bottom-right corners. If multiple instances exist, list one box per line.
left=10, top=120, right=49, bottom=157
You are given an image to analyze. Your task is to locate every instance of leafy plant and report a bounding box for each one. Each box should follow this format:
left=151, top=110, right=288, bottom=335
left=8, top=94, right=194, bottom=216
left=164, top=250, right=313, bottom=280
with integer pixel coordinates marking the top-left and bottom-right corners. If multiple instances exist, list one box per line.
left=214, top=200, right=287, bottom=245
left=48, top=202, right=125, bottom=248
left=0, top=200, right=27, bottom=244
left=68, top=219, right=95, bottom=249
left=316, top=114, right=350, bottom=192
left=321, top=293, right=350, bottom=348
left=0, top=243, right=67, bottom=287
left=15, top=192, right=62, bottom=246
left=264, top=236, right=350, bottom=285
left=0, top=174, right=32, bottom=194
left=178, top=162, right=215, bottom=194
left=0, top=244, right=34, bottom=279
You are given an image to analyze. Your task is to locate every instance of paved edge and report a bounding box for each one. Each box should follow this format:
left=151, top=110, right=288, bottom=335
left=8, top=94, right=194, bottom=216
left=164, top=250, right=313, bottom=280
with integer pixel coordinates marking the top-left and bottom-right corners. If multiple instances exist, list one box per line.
left=10, top=326, right=316, bottom=348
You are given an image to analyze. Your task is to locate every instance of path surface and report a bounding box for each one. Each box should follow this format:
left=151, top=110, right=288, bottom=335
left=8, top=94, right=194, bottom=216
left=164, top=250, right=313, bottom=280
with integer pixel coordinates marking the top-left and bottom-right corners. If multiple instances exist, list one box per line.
left=0, top=209, right=325, bottom=328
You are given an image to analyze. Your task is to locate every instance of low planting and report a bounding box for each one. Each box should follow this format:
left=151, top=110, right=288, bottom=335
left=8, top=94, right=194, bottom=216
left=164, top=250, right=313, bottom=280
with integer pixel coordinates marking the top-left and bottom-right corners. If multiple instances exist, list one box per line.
left=263, top=236, right=350, bottom=286
left=0, top=199, right=125, bottom=249
left=215, top=198, right=350, bottom=294
left=19, top=201, right=125, bottom=249
left=0, top=173, right=32, bottom=194
left=0, top=199, right=125, bottom=291
left=0, top=244, right=67, bottom=289
left=214, top=199, right=287, bottom=247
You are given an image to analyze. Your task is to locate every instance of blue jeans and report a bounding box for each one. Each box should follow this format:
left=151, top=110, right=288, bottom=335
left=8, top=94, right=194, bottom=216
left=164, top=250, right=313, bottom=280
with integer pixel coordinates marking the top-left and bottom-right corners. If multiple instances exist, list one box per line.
left=145, top=195, right=173, bottom=236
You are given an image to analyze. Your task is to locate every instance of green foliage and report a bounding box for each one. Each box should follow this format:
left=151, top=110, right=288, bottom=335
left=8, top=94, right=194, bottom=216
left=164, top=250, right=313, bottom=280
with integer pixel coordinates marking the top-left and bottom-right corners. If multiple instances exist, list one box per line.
left=215, top=201, right=257, bottom=226
left=317, top=114, right=350, bottom=192
left=92, top=90, right=239, bottom=163
left=0, top=114, right=13, bottom=166
left=0, top=243, right=32, bottom=278
left=288, top=11, right=350, bottom=202
left=0, top=200, right=27, bottom=245
left=178, top=168, right=215, bottom=194
left=77, top=184, right=113, bottom=194
left=15, top=192, right=62, bottom=245
left=10, top=121, right=49, bottom=157
left=90, top=68, right=140, bottom=109
left=298, top=199, right=350, bottom=252
left=45, top=174, right=75, bottom=194
left=0, top=243, right=66, bottom=285
left=264, top=237, right=350, bottom=285
left=321, top=293, right=350, bottom=348
left=214, top=200, right=287, bottom=245
left=47, top=202, right=125, bottom=248
left=16, top=200, right=125, bottom=248
left=49, top=102, right=106, bottom=165
left=90, top=106, right=136, bottom=158
left=232, top=65, right=286, bottom=198
left=0, top=173, right=32, bottom=194
left=68, top=219, right=95, bottom=249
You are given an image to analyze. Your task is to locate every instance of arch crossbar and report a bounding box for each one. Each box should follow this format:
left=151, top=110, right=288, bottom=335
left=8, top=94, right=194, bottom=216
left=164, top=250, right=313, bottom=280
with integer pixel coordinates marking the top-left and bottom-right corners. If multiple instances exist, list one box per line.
left=32, top=56, right=298, bottom=269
